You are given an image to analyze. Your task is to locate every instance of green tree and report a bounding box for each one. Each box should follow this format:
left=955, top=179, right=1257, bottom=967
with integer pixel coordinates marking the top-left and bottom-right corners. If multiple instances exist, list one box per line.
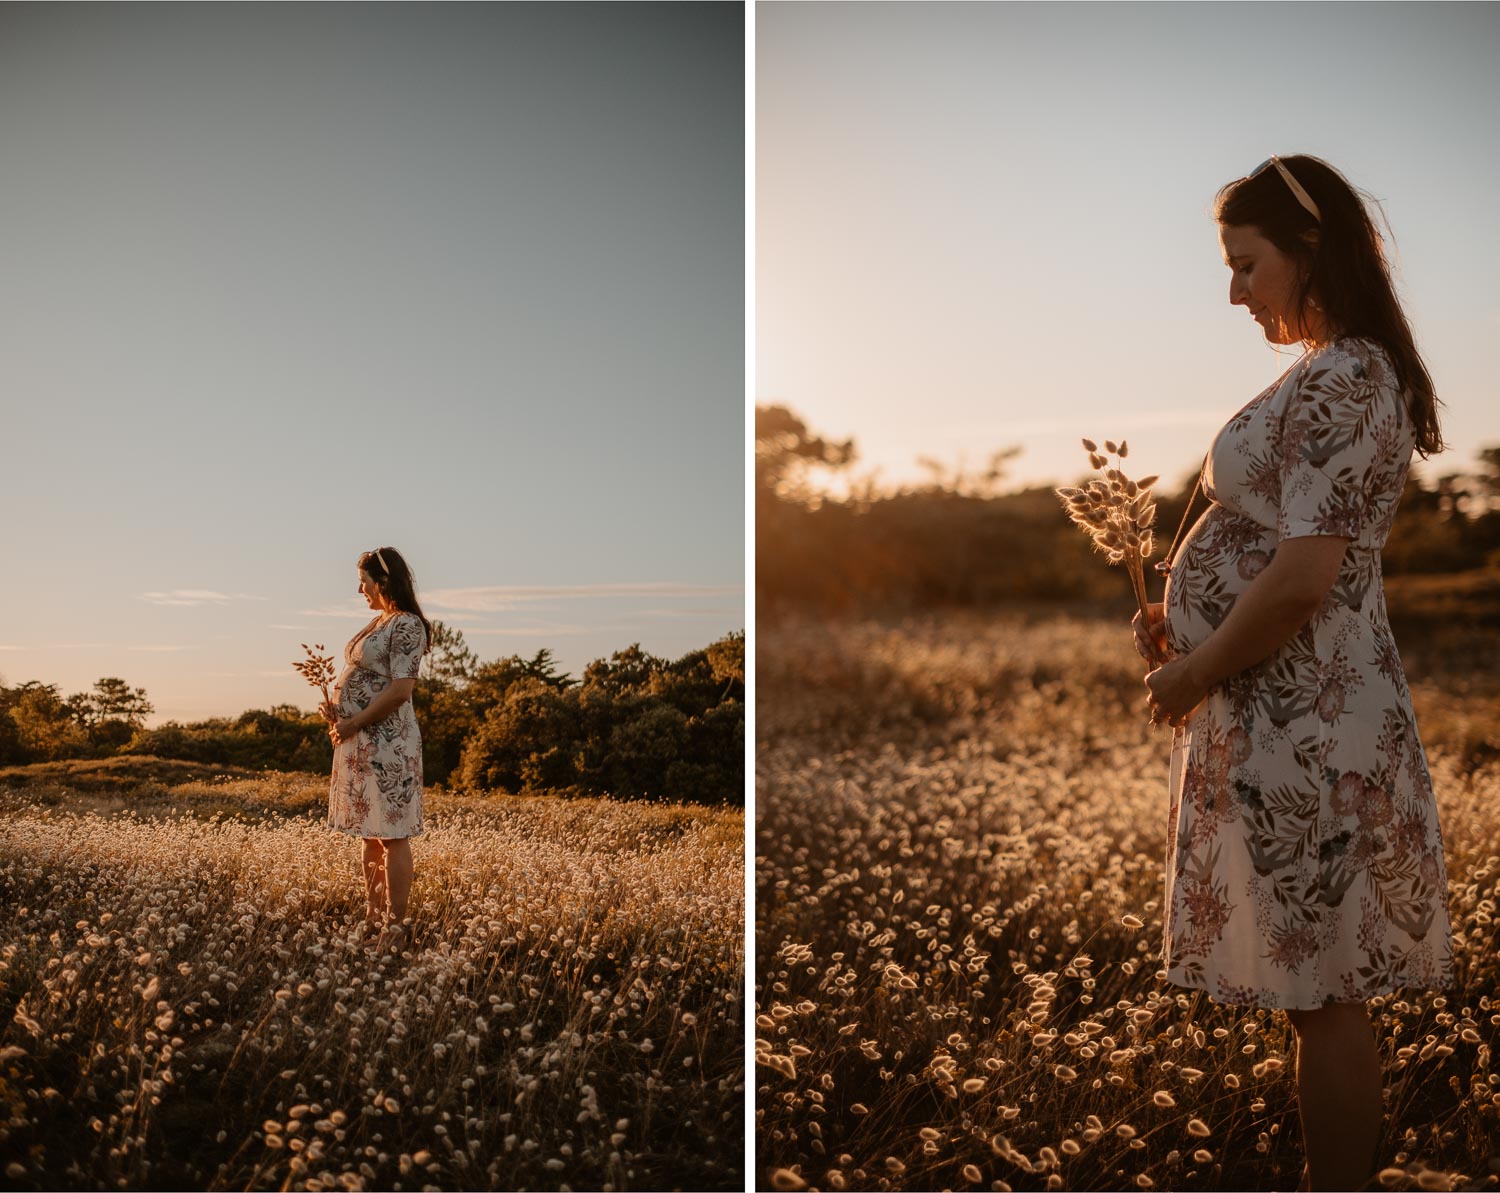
left=124, top=705, right=330, bottom=770
left=0, top=681, right=29, bottom=764
left=90, top=677, right=154, bottom=725
left=604, top=701, right=690, bottom=798
left=412, top=682, right=478, bottom=787
left=580, top=644, right=666, bottom=699
left=7, top=682, right=88, bottom=761
left=458, top=677, right=582, bottom=794
left=705, top=631, right=745, bottom=693
left=67, top=677, right=153, bottom=751
left=755, top=403, right=856, bottom=502
left=674, top=698, right=745, bottom=804
left=421, top=620, right=479, bottom=687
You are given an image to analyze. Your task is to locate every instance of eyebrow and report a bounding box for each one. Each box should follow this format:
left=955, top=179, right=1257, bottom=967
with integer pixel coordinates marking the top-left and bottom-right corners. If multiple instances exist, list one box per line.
left=1224, top=252, right=1249, bottom=265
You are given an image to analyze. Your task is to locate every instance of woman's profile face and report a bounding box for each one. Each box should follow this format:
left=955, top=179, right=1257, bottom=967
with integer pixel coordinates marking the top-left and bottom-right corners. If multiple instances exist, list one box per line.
left=358, top=569, right=386, bottom=611
left=1220, top=223, right=1318, bottom=346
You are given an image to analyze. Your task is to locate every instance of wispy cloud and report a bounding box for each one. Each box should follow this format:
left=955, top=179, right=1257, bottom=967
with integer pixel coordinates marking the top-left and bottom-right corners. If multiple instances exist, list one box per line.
left=423, top=583, right=743, bottom=613
left=139, top=590, right=267, bottom=607
left=268, top=624, right=308, bottom=631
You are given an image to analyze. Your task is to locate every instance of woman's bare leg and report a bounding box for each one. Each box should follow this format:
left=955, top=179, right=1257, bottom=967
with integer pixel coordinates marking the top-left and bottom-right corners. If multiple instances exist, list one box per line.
left=1285, top=1001, right=1382, bottom=1192
left=361, top=838, right=388, bottom=927
left=382, top=838, right=413, bottom=923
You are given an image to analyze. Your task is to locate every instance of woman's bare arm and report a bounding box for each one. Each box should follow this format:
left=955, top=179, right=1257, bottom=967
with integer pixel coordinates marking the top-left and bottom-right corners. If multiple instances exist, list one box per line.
left=1146, top=535, right=1351, bottom=724
left=1182, top=535, right=1350, bottom=690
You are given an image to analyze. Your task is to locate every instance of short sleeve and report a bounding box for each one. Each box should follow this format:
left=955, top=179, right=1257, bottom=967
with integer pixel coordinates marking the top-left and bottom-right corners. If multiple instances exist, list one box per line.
left=388, top=614, right=427, bottom=681
left=1277, top=342, right=1412, bottom=548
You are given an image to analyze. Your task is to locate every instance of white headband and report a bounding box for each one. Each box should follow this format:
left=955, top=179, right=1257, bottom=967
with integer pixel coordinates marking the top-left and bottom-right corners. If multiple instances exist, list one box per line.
left=1250, top=155, right=1321, bottom=223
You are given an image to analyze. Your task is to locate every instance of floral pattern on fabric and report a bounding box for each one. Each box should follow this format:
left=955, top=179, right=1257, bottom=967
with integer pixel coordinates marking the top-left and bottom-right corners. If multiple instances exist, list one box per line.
left=1161, top=337, right=1453, bottom=1009
left=328, top=612, right=427, bottom=839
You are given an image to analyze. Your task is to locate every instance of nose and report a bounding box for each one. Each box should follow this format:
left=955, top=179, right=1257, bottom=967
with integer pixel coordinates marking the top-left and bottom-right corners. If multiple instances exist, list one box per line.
left=1229, top=273, right=1248, bottom=307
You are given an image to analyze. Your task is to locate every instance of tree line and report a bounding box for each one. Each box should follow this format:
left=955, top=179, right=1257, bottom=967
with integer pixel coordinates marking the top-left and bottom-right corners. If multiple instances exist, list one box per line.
left=757, top=403, right=1500, bottom=616
left=0, top=627, right=744, bottom=805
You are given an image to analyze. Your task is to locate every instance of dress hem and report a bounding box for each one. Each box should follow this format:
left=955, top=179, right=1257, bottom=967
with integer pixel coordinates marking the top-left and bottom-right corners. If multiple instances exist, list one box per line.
left=326, top=822, right=424, bottom=841
left=1164, top=968, right=1454, bottom=1012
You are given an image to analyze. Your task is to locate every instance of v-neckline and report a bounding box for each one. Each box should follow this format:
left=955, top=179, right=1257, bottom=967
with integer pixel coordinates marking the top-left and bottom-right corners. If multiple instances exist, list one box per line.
left=358, top=613, right=396, bottom=642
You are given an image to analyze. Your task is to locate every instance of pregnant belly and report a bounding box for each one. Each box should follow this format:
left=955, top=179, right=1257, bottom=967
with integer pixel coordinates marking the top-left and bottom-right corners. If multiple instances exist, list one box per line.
left=332, top=666, right=373, bottom=718
left=1163, top=504, right=1279, bottom=656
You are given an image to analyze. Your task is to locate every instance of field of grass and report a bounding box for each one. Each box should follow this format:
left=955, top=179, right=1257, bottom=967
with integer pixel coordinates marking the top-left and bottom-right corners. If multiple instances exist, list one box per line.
left=0, top=758, right=744, bottom=1191
left=755, top=612, right=1500, bottom=1192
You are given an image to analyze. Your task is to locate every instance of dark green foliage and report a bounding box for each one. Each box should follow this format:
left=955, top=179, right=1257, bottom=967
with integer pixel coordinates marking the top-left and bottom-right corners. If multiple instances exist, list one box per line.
left=121, top=705, right=333, bottom=772
left=757, top=403, right=1500, bottom=615
left=420, top=619, right=480, bottom=686
left=0, top=682, right=89, bottom=763
left=0, top=625, right=743, bottom=805
left=454, top=635, right=745, bottom=803
left=458, top=677, right=583, bottom=793
left=72, top=676, right=154, bottom=729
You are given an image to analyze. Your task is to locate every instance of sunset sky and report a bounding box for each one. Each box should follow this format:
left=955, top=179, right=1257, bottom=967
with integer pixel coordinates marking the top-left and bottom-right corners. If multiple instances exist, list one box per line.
left=758, top=2, right=1499, bottom=496
left=0, top=4, right=743, bottom=724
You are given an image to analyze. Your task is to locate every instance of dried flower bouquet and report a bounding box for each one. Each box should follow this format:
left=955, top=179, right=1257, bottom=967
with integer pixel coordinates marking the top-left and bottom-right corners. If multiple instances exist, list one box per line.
left=1056, top=438, right=1164, bottom=666
left=293, top=643, right=338, bottom=710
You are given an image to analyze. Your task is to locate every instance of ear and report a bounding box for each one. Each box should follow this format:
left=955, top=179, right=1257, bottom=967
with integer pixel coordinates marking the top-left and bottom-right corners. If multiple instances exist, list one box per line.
left=1298, top=228, right=1320, bottom=249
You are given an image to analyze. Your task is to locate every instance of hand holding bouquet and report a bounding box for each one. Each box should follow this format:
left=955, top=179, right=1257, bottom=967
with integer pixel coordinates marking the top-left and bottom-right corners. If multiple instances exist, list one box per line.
left=1056, top=438, right=1164, bottom=667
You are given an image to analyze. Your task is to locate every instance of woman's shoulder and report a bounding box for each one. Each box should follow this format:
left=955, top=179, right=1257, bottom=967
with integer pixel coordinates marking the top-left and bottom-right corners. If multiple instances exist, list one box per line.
left=1291, top=337, right=1406, bottom=414
left=390, top=612, right=427, bottom=639
left=1304, top=335, right=1399, bottom=384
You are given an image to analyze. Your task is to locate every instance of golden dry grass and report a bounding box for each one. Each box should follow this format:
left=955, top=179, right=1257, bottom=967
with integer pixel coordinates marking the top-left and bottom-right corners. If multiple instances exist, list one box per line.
left=0, top=764, right=744, bottom=1191
left=755, top=613, right=1500, bottom=1192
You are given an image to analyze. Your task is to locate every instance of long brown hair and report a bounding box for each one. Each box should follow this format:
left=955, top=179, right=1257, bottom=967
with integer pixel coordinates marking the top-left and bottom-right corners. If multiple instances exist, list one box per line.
left=1215, top=155, right=1444, bottom=457
left=358, top=547, right=433, bottom=647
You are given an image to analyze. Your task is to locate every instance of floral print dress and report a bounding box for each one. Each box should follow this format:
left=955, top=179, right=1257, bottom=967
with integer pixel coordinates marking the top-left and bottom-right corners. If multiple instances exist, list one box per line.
left=1161, top=337, right=1453, bottom=1009
left=328, top=612, right=427, bottom=840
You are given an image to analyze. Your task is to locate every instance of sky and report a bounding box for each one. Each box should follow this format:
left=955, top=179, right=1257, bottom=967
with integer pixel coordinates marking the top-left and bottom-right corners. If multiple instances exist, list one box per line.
left=758, top=2, right=1500, bottom=498
left=0, top=3, right=744, bottom=725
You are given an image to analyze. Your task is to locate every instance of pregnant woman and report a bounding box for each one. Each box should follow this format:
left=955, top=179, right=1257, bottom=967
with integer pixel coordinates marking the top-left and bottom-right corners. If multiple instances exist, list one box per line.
left=1134, top=156, right=1453, bottom=1191
left=322, top=547, right=430, bottom=953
